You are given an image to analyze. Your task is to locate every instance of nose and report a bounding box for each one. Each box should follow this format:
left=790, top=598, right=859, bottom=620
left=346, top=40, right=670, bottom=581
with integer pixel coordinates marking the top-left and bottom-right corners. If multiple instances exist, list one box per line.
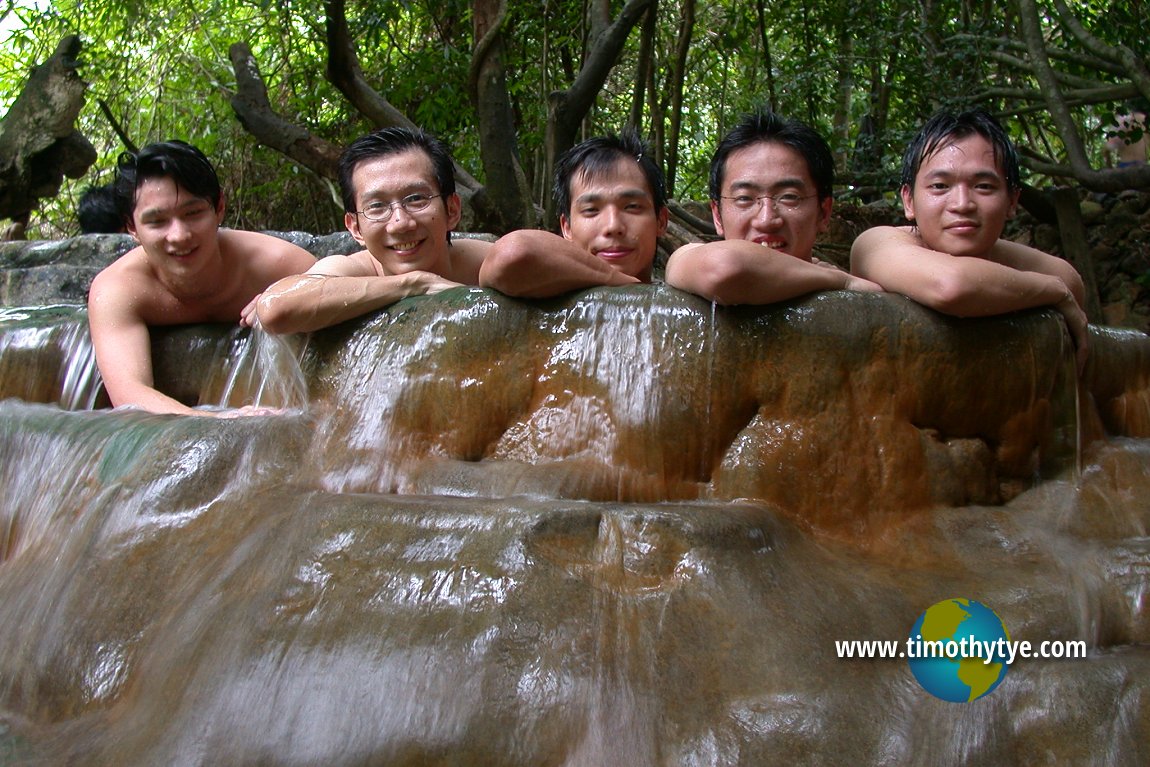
left=754, top=197, right=784, bottom=227
left=167, top=216, right=193, bottom=243
left=387, top=204, right=417, bottom=230
left=949, top=185, right=975, bottom=211
left=601, top=205, right=625, bottom=235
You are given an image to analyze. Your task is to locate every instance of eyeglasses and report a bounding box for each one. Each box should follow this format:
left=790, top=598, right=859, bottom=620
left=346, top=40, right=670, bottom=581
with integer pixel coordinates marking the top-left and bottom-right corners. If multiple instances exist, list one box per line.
left=721, top=192, right=817, bottom=213
left=357, top=193, right=443, bottom=223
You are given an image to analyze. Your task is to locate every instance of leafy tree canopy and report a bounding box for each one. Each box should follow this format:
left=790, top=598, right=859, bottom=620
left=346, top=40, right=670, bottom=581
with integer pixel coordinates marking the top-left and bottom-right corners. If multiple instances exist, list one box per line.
left=1, top=0, right=1146, bottom=237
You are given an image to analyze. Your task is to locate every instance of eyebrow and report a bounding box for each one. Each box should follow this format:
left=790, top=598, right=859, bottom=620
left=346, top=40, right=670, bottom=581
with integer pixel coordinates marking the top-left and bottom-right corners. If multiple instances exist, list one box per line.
left=922, top=168, right=1004, bottom=182
left=136, top=197, right=211, bottom=220
left=727, top=178, right=809, bottom=194
left=359, top=180, right=435, bottom=201
left=574, top=188, right=652, bottom=205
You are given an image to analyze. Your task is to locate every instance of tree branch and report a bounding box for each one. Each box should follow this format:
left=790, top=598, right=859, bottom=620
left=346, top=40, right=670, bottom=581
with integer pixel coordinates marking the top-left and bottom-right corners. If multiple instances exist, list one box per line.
left=228, top=43, right=341, bottom=179
left=324, top=0, right=416, bottom=130
left=564, top=0, right=654, bottom=120
left=1021, top=157, right=1150, bottom=189
left=322, top=0, right=485, bottom=196
left=1051, top=0, right=1150, bottom=103
left=977, top=82, right=1140, bottom=106
left=948, top=33, right=1128, bottom=77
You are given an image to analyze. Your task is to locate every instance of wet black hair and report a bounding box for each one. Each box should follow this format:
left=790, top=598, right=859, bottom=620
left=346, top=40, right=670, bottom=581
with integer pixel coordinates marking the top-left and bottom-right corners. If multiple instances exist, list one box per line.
left=338, top=126, right=456, bottom=214
left=553, top=130, right=667, bottom=218
left=77, top=184, right=124, bottom=234
left=709, top=109, right=835, bottom=202
left=114, top=140, right=221, bottom=225
left=900, top=109, right=1020, bottom=193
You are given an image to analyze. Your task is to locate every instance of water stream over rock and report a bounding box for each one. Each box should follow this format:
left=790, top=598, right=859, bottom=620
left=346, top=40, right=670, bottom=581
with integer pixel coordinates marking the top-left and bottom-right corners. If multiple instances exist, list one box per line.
left=0, top=284, right=1148, bottom=765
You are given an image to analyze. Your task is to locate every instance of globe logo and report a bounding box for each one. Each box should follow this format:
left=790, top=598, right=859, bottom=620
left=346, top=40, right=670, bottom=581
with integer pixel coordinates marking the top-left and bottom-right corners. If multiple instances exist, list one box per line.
left=907, top=598, right=1010, bottom=702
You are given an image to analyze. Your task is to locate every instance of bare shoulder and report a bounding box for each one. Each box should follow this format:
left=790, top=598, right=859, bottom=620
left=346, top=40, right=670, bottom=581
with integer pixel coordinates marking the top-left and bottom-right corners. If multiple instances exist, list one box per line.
left=88, top=249, right=159, bottom=321
left=450, top=237, right=494, bottom=284
left=89, top=247, right=149, bottom=303
left=850, top=226, right=923, bottom=272
left=308, top=249, right=382, bottom=278
left=219, top=229, right=315, bottom=268
left=852, top=225, right=917, bottom=250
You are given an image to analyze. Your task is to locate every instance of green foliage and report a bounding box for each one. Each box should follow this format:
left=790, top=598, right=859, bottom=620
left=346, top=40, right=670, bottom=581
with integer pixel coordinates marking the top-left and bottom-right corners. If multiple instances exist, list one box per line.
left=0, top=0, right=1146, bottom=236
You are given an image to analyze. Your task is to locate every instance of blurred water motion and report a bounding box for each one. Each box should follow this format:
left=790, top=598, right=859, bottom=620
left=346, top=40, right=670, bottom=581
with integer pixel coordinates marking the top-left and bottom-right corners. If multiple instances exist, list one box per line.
left=0, top=287, right=1148, bottom=765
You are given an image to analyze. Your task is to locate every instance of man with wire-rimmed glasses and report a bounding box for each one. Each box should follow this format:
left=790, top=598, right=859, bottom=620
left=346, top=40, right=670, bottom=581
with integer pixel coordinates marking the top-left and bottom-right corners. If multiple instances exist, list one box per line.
left=257, top=127, right=492, bottom=334
left=665, top=109, right=881, bottom=304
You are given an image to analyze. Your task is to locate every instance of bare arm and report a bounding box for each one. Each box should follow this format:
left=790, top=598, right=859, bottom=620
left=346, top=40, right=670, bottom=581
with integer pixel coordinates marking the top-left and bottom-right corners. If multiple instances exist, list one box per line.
left=851, top=226, right=1088, bottom=366
left=238, top=233, right=318, bottom=327
left=88, top=275, right=200, bottom=415
left=255, top=253, right=460, bottom=334
left=665, top=241, right=882, bottom=305
left=478, top=229, right=639, bottom=298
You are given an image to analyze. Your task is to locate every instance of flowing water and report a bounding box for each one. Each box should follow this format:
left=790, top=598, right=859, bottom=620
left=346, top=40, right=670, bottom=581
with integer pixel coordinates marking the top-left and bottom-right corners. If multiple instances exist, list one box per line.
left=0, top=288, right=1148, bottom=765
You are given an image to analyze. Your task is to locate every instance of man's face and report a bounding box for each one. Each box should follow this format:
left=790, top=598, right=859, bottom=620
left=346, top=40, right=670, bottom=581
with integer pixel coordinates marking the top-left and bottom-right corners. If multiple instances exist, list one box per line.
left=901, top=133, right=1019, bottom=259
left=559, top=157, right=668, bottom=281
left=128, top=176, right=225, bottom=278
left=711, top=141, right=831, bottom=262
left=344, top=147, right=461, bottom=275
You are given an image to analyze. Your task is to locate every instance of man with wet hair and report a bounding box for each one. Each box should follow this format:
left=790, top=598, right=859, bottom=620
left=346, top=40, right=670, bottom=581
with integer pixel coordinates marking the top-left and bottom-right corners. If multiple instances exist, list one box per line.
left=850, top=108, right=1088, bottom=366
left=256, top=127, right=492, bottom=333
left=87, top=140, right=316, bottom=416
left=479, top=131, right=669, bottom=296
left=665, top=109, right=881, bottom=303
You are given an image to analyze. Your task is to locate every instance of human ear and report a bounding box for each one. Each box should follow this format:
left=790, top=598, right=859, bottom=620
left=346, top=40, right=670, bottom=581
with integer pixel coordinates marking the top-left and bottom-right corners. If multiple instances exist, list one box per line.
left=817, top=197, right=833, bottom=233
left=344, top=211, right=366, bottom=246
left=444, top=193, right=462, bottom=231
left=900, top=185, right=915, bottom=222
left=710, top=199, right=725, bottom=238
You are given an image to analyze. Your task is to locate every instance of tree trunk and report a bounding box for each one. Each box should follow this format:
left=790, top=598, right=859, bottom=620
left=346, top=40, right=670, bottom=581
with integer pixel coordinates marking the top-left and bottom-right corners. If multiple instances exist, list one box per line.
left=471, top=0, right=539, bottom=232
left=543, top=0, right=654, bottom=224
left=665, top=0, right=695, bottom=197
left=1050, top=187, right=1102, bottom=323
left=229, top=43, right=342, bottom=180
left=0, top=35, right=95, bottom=226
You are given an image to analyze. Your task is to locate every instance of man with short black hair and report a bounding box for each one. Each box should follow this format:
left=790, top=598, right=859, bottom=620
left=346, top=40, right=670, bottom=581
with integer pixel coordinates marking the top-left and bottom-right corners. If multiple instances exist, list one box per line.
left=479, top=131, right=669, bottom=297
left=850, top=108, right=1088, bottom=367
left=665, top=109, right=880, bottom=304
left=77, top=184, right=124, bottom=234
left=257, top=127, right=491, bottom=334
left=87, top=140, right=315, bottom=415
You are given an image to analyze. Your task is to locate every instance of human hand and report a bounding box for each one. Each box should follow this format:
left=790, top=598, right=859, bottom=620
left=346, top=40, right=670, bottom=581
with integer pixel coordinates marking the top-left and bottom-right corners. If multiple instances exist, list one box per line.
left=843, top=274, right=884, bottom=293
left=408, top=271, right=465, bottom=296
left=240, top=293, right=261, bottom=328
left=210, top=404, right=287, bottom=419
left=1056, top=293, right=1089, bottom=374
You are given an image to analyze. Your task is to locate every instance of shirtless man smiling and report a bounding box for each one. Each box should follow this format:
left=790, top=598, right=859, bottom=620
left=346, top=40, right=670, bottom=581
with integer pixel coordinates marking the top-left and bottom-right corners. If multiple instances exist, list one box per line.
left=257, top=127, right=492, bottom=333
left=665, top=110, right=880, bottom=304
left=479, top=131, right=668, bottom=297
left=86, top=140, right=315, bottom=415
left=851, top=109, right=1088, bottom=367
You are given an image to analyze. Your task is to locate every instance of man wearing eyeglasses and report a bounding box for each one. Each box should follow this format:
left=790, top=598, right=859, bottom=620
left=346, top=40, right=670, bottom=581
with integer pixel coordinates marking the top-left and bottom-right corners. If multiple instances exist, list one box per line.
left=664, top=109, right=880, bottom=303
left=256, top=127, right=492, bottom=333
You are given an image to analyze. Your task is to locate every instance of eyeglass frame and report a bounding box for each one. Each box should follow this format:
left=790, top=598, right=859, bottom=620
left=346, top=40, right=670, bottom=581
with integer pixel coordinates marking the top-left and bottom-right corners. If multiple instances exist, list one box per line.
left=719, top=191, right=819, bottom=214
left=355, top=192, right=446, bottom=223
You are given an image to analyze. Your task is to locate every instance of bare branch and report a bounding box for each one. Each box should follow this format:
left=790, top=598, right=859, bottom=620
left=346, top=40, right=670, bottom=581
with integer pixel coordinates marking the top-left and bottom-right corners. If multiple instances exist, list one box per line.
left=949, top=33, right=1127, bottom=77
left=322, top=0, right=484, bottom=196
left=227, top=43, right=341, bottom=180
left=977, top=82, right=1140, bottom=106
left=1021, top=157, right=1150, bottom=190
left=1050, top=0, right=1150, bottom=103
left=324, top=0, right=416, bottom=131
